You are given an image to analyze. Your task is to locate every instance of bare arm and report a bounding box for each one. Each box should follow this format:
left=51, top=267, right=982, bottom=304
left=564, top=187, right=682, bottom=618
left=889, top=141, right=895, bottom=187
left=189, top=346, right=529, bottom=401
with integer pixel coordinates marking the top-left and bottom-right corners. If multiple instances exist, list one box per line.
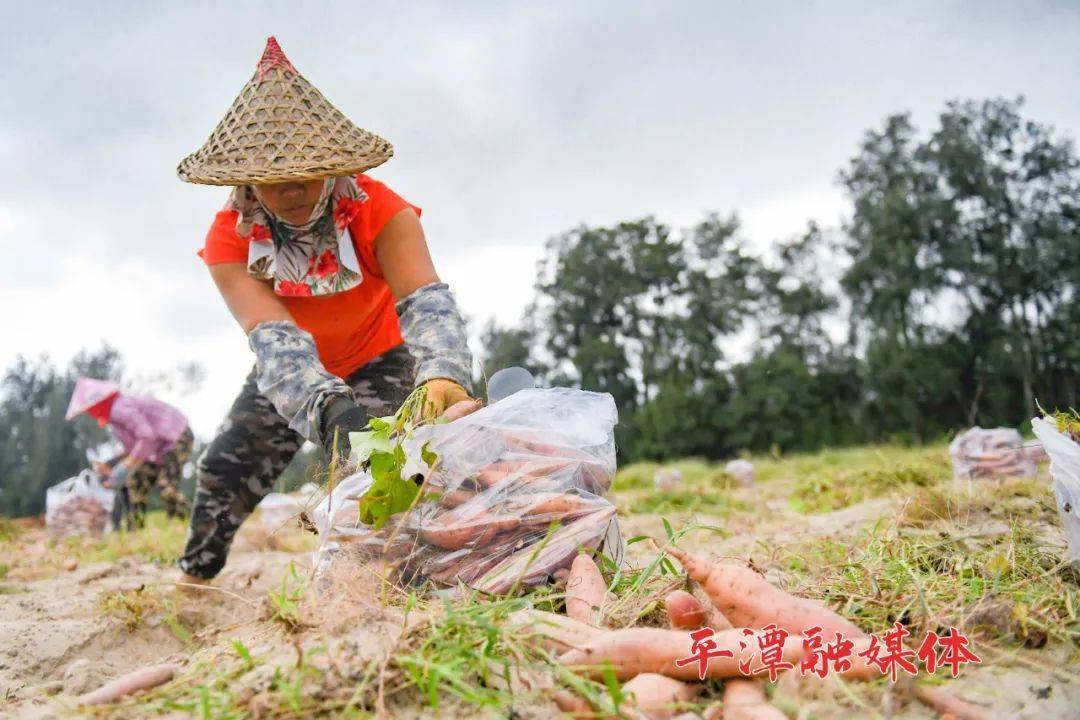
left=373, top=208, right=474, bottom=404
left=208, top=263, right=293, bottom=333
left=374, top=208, right=440, bottom=300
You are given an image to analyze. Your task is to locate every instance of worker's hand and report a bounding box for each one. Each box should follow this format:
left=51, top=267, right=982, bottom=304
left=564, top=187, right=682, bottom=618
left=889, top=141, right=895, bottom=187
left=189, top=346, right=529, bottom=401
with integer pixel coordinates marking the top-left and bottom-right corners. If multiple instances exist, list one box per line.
left=421, top=379, right=473, bottom=421
left=443, top=399, right=482, bottom=422
left=110, top=464, right=131, bottom=487
left=92, top=461, right=112, bottom=478
left=320, top=398, right=370, bottom=464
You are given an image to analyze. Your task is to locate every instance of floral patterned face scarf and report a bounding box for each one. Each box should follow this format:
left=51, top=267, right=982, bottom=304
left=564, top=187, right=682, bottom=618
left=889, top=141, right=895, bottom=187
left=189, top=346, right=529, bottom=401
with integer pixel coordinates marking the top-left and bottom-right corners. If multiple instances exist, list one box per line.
left=226, top=176, right=369, bottom=297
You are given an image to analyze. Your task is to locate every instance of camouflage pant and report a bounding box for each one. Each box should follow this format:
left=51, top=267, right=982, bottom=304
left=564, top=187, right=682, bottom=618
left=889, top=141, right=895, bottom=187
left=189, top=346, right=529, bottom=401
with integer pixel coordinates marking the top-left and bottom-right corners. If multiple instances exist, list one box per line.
left=124, top=428, right=194, bottom=530
left=178, top=345, right=415, bottom=579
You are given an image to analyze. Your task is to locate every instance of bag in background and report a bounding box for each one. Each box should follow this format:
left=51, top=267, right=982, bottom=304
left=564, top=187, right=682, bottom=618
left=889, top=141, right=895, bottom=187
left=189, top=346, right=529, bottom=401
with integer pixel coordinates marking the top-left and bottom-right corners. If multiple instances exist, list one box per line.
left=45, top=470, right=115, bottom=538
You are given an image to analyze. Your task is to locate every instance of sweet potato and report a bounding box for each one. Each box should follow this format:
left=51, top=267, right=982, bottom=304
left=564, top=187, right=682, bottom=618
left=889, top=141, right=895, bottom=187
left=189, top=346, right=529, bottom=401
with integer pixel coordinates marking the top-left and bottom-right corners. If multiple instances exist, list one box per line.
left=621, top=673, right=701, bottom=719
left=553, top=689, right=596, bottom=717
left=437, top=488, right=479, bottom=508
left=665, top=546, right=864, bottom=640
left=420, top=508, right=520, bottom=550
left=721, top=680, right=786, bottom=720
left=559, top=627, right=804, bottom=681
left=521, top=492, right=593, bottom=518
left=839, top=635, right=890, bottom=681
left=76, top=663, right=179, bottom=706
left=477, top=459, right=568, bottom=488
left=707, top=608, right=734, bottom=631
left=663, top=590, right=709, bottom=630
left=501, top=435, right=615, bottom=490
left=662, top=590, right=733, bottom=631
left=913, top=684, right=989, bottom=720
left=424, top=542, right=515, bottom=585
left=509, top=608, right=603, bottom=654
left=566, top=553, right=607, bottom=624
left=474, top=508, right=615, bottom=594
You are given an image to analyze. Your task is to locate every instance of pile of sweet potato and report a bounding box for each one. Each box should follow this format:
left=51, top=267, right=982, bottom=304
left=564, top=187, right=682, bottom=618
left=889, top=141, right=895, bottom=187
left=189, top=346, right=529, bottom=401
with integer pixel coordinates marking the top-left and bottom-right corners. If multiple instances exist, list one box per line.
left=47, top=496, right=109, bottom=538
left=949, top=427, right=1039, bottom=480
left=317, top=430, right=621, bottom=595
left=511, top=548, right=987, bottom=720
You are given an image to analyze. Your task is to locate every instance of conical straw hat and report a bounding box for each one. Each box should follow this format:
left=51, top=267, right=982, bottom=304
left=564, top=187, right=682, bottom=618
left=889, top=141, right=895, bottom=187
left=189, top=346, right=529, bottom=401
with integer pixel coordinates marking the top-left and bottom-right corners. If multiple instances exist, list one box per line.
left=66, top=378, right=120, bottom=420
left=177, top=37, right=393, bottom=185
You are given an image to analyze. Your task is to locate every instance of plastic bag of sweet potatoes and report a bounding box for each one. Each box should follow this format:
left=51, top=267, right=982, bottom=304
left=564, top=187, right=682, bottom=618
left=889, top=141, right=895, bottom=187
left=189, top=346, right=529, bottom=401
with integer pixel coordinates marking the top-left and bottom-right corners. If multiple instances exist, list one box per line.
left=45, top=469, right=115, bottom=538
left=312, top=387, right=624, bottom=594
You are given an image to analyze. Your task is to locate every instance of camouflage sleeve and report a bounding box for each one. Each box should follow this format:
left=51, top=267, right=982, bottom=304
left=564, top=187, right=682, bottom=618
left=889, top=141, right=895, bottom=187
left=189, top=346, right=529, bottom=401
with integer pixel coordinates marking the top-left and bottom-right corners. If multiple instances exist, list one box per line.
left=248, top=321, right=354, bottom=444
left=395, top=282, right=474, bottom=392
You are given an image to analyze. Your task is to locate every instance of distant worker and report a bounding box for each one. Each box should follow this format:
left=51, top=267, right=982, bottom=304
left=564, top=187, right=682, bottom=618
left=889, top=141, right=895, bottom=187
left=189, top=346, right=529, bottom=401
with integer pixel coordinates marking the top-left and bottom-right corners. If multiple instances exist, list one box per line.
left=174, top=38, right=474, bottom=582
left=66, top=378, right=193, bottom=529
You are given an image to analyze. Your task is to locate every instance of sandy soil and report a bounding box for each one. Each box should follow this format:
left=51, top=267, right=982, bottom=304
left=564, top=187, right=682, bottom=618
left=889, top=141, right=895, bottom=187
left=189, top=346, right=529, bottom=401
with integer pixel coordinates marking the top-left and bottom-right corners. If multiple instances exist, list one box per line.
left=0, top=483, right=1077, bottom=718
left=0, top=522, right=305, bottom=718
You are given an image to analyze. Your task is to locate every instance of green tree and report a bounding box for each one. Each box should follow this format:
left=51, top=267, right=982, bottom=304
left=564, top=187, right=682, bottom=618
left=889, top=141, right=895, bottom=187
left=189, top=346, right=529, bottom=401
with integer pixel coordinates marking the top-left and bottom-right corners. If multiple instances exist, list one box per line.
left=533, top=218, right=685, bottom=421
left=724, top=223, right=865, bottom=452
left=840, top=98, right=1078, bottom=435
left=469, top=97, right=1079, bottom=459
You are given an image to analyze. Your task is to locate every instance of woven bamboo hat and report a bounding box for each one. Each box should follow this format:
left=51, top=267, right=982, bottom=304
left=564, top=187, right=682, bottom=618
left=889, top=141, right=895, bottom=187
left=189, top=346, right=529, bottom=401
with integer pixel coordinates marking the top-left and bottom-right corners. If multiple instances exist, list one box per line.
left=177, top=37, right=393, bottom=185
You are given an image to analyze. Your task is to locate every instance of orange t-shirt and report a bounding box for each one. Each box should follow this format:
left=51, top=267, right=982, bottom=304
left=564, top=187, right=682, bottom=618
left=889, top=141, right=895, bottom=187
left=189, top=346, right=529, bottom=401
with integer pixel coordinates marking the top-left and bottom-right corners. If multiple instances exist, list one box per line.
left=200, top=174, right=418, bottom=378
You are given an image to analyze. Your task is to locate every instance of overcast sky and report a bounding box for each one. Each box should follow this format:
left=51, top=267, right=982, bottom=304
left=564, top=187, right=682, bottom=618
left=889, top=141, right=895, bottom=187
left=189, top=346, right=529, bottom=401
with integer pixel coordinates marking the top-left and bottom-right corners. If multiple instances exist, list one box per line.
left=1, top=1, right=1078, bottom=437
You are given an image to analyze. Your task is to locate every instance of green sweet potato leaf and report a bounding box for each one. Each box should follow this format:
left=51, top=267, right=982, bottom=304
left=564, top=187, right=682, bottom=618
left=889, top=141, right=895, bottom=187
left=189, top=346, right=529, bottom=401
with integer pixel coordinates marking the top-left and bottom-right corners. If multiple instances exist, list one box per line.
left=352, top=387, right=441, bottom=528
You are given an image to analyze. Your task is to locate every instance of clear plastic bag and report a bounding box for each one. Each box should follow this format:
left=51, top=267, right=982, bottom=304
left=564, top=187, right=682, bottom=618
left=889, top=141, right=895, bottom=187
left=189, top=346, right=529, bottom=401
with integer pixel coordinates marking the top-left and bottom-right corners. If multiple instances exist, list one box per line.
left=1031, top=417, right=1080, bottom=565
left=258, top=482, right=320, bottom=533
left=45, top=470, right=115, bottom=537
left=724, top=459, right=755, bottom=486
left=313, top=387, right=624, bottom=594
left=948, top=426, right=1036, bottom=480
left=653, top=468, right=682, bottom=491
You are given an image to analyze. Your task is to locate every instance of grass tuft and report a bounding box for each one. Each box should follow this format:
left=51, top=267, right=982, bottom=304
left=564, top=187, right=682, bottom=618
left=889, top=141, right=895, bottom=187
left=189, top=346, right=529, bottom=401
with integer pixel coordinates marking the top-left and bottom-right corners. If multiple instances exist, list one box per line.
left=789, top=462, right=945, bottom=513
left=100, top=586, right=161, bottom=631
left=614, top=458, right=736, bottom=492
left=1049, top=408, right=1080, bottom=442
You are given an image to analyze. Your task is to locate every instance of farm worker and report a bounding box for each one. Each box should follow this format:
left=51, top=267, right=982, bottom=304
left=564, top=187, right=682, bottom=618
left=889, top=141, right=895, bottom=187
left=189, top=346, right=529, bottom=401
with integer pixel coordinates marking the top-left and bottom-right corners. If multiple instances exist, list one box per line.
left=66, top=378, right=193, bottom=528
left=174, top=37, right=474, bottom=582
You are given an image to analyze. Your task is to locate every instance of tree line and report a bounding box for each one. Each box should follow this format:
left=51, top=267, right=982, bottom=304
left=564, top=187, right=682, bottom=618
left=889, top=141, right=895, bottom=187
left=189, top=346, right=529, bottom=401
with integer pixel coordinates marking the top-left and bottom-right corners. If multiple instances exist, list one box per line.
left=476, top=98, right=1078, bottom=461
left=1, top=97, right=1076, bottom=516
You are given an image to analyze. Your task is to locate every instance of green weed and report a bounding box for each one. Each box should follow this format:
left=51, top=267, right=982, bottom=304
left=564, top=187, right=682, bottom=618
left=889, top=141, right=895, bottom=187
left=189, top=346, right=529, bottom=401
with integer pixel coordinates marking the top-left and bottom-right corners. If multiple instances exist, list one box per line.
left=0, top=517, right=22, bottom=543
left=614, top=458, right=735, bottom=492
left=1050, top=408, right=1080, bottom=442
left=789, top=461, right=945, bottom=513
left=783, top=521, right=1079, bottom=648
left=100, top=586, right=160, bottom=631
left=268, top=561, right=307, bottom=631
left=629, top=488, right=747, bottom=516
left=63, top=512, right=188, bottom=566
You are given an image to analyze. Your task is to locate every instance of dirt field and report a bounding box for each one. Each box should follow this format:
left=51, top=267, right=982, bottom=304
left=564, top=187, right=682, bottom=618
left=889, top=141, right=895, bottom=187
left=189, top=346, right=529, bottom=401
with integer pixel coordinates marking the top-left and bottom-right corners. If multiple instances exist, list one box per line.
left=1, top=443, right=1077, bottom=718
